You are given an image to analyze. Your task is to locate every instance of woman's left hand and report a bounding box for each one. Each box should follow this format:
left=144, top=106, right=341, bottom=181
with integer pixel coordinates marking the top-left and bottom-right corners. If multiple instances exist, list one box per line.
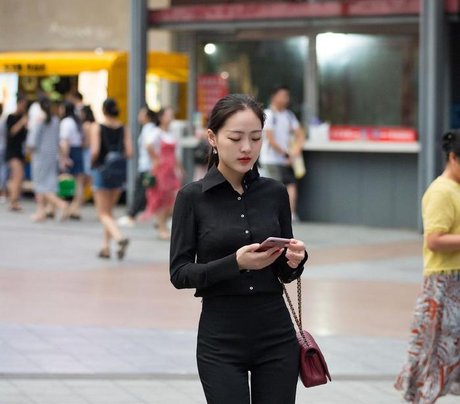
left=285, top=239, right=306, bottom=269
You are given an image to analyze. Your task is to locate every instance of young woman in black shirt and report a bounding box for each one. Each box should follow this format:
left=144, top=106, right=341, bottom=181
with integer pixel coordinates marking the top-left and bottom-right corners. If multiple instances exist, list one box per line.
left=170, top=94, right=307, bottom=404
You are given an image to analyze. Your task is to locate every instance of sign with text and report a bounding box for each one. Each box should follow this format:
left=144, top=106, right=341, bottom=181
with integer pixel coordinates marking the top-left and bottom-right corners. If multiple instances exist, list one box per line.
left=197, top=74, right=229, bottom=119
left=329, top=125, right=417, bottom=142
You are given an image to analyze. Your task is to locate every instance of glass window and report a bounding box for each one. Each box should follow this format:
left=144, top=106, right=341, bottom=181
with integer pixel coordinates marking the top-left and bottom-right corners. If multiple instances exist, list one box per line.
left=317, top=33, right=418, bottom=127
left=197, top=37, right=307, bottom=117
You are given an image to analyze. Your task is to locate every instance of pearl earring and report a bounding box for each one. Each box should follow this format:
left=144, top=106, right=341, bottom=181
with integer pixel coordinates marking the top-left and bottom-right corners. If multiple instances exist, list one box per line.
left=213, top=148, right=218, bottom=155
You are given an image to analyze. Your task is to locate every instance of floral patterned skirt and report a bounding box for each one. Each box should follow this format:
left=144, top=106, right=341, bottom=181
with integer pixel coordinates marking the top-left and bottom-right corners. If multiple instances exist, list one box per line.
left=395, top=271, right=460, bottom=403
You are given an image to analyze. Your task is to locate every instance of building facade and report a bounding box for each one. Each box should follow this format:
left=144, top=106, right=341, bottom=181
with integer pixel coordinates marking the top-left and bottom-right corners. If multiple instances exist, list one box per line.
left=151, top=0, right=459, bottom=229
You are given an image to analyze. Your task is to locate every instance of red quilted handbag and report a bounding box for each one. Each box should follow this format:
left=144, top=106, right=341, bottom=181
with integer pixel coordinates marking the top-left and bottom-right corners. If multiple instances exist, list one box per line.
left=283, top=279, right=332, bottom=388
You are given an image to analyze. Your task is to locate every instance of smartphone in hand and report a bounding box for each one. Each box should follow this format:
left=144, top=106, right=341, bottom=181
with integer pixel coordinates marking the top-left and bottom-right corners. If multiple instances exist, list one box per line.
left=255, top=237, right=291, bottom=252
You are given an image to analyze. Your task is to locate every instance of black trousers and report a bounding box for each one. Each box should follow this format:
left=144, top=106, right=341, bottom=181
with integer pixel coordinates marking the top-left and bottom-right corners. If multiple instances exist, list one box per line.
left=127, top=172, right=147, bottom=218
left=197, top=294, right=299, bottom=404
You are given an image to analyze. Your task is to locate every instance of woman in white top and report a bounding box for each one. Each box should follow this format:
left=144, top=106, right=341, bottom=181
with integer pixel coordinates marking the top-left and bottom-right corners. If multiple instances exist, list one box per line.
left=60, top=101, right=85, bottom=219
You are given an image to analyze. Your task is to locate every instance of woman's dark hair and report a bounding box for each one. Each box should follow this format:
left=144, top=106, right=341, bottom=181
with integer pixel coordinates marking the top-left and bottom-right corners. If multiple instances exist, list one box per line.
left=146, top=108, right=158, bottom=125
left=207, top=94, right=265, bottom=169
left=102, top=98, right=120, bottom=117
left=62, top=100, right=81, bottom=128
left=141, top=105, right=158, bottom=125
left=81, top=105, right=95, bottom=123
left=39, top=97, right=52, bottom=124
left=442, top=130, right=460, bottom=159
left=271, top=85, right=290, bottom=96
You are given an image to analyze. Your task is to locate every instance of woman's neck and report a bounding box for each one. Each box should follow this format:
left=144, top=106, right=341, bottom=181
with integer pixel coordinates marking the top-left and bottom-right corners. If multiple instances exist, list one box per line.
left=160, top=123, right=169, bottom=131
left=217, top=163, right=245, bottom=194
left=442, top=166, right=460, bottom=184
left=104, top=117, right=119, bottom=127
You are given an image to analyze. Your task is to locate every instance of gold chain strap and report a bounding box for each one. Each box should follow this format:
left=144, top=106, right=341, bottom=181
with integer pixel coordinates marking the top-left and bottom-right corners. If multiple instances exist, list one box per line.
left=282, top=278, right=303, bottom=332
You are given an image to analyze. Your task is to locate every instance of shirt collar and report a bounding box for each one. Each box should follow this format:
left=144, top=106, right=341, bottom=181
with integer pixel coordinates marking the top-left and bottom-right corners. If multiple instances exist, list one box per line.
left=201, top=164, right=260, bottom=193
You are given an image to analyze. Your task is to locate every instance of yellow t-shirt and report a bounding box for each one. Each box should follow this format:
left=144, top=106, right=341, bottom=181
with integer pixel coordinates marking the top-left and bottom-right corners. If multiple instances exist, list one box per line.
left=422, top=176, right=460, bottom=275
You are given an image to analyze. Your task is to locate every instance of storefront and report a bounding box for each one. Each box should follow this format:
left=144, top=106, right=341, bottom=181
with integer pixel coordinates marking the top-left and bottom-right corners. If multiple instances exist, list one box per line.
left=150, top=0, right=459, bottom=229
left=0, top=50, right=188, bottom=196
left=0, top=50, right=188, bottom=121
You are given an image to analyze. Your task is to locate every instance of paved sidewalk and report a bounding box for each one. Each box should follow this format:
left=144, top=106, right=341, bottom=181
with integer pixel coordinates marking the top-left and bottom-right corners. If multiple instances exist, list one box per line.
left=1, top=200, right=456, bottom=403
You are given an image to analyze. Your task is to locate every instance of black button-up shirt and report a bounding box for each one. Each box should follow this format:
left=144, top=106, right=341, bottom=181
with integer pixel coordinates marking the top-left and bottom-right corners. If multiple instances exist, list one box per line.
left=169, top=165, right=307, bottom=298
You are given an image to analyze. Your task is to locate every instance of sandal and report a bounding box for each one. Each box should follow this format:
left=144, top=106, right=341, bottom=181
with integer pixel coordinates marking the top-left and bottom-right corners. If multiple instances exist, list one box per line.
left=117, top=238, right=130, bottom=260
left=57, top=204, right=71, bottom=222
left=31, top=214, right=46, bottom=223
left=9, top=203, right=22, bottom=212
left=98, top=248, right=111, bottom=259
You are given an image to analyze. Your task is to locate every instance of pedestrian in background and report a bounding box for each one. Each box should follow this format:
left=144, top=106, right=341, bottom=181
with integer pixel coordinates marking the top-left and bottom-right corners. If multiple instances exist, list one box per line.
left=5, top=95, right=28, bottom=212
left=80, top=105, right=97, bottom=198
left=143, top=106, right=182, bottom=240
left=193, top=126, right=211, bottom=181
left=27, top=97, right=69, bottom=222
left=170, top=94, right=307, bottom=404
left=118, top=105, right=158, bottom=228
left=260, top=86, right=305, bottom=222
left=395, top=130, right=460, bottom=403
left=0, top=103, right=7, bottom=203
left=90, top=98, right=132, bottom=259
left=59, top=101, right=85, bottom=220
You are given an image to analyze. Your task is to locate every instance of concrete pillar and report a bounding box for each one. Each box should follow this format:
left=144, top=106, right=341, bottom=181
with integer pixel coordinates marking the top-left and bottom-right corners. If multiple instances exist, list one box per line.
left=305, top=34, right=319, bottom=126
left=418, top=0, right=447, bottom=229
left=128, top=0, right=147, bottom=206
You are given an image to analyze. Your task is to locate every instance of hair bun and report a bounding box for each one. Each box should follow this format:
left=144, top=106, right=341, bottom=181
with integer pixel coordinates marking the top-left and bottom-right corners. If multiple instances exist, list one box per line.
left=103, top=98, right=120, bottom=117
left=442, top=131, right=456, bottom=152
left=442, top=129, right=460, bottom=155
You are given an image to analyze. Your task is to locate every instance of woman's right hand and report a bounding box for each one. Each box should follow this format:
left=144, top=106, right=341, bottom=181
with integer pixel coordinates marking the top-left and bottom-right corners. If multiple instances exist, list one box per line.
left=236, top=243, right=284, bottom=271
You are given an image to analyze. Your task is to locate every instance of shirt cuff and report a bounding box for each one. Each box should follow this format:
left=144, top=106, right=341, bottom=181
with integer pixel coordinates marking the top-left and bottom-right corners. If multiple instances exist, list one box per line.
left=206, top=253, right=240, bottom=285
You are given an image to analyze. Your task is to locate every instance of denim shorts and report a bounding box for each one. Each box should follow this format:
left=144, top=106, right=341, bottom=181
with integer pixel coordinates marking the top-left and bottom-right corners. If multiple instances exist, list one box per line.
left=69, top=147, right=84, bottom=176
left=90, top=168, right=122, bottom=191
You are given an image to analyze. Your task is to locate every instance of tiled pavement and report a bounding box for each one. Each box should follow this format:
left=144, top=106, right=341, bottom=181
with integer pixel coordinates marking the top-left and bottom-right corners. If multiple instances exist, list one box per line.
left=1, top=201, right=458, bottom=403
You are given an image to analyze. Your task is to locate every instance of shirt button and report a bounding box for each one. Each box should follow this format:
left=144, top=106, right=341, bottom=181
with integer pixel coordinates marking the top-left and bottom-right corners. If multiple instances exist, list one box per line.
left=241, top=214, right=245, bottom=218
left=249, top=286, right=254, bottom=291
left=245, top=230, right=249, bottom=234
left=237, top=196, right=242, bottom=201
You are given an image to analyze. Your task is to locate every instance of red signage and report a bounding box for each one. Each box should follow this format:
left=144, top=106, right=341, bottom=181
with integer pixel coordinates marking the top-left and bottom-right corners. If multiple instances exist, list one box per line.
left=329, top=125, right=417, bottom=142
left=197, top=74, right=229, bottom=119
left=151, top=1, right=460, bottom=25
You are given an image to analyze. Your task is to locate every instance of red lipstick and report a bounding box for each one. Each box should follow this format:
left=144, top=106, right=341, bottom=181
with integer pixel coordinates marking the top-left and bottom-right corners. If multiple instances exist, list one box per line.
left=238, top=157, right=252, bottom=165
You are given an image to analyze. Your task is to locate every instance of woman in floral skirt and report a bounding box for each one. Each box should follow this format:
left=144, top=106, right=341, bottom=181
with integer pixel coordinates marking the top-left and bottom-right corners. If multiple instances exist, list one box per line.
left=395, top=131, right=460, bottom=403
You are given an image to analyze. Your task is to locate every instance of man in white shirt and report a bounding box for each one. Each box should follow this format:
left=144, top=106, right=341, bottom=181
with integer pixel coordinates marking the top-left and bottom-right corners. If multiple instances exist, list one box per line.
left=118, top=107, right=158, bottom=227
left=260, top=86, right=305, bottom=221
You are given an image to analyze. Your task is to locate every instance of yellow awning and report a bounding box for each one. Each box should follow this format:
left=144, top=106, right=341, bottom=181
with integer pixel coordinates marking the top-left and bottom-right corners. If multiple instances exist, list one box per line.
left=147, top=51, right=188, bottom=83
left=0, top=51, right=188, bottom=82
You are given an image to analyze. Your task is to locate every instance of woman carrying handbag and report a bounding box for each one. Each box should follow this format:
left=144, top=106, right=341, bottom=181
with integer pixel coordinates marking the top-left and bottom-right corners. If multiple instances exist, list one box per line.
left=170, top=94, right=308, bottom=404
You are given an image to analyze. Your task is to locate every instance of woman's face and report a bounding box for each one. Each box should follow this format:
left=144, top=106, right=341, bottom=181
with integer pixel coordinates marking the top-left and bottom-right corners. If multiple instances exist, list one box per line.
left=209, top=108, right=263, bottom=176
left=58, top=104, right=65, bottom=118
left=160, top=108, right=174, bottom=127
left=17, top=99, right=28, bottom=114
left=137, top=108, right=147, bottom=124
